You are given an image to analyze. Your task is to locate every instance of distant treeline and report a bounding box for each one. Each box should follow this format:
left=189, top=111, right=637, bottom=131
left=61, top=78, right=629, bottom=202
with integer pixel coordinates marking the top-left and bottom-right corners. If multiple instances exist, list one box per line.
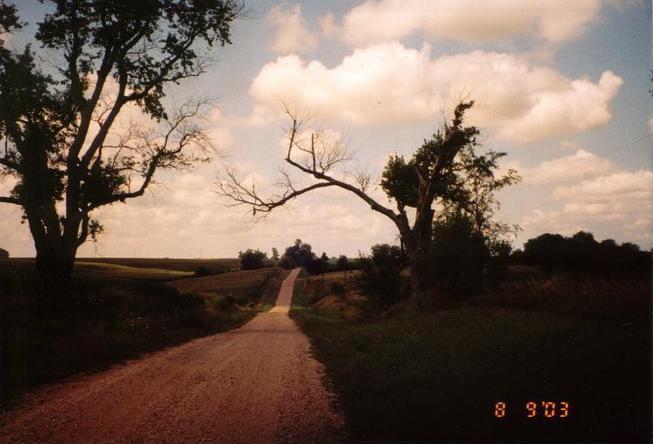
left=511, top=231, right=651, bottom=274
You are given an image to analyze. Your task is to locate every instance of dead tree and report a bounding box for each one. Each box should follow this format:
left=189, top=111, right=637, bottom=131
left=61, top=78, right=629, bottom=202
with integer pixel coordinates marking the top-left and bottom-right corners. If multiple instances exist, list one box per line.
left=218, top=101, right=504, bottom=307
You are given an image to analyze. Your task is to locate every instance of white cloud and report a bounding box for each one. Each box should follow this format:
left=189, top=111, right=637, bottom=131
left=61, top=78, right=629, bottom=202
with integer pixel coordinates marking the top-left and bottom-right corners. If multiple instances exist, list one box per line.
left=250, top=43, right=622, bottom=142
left=337, top=0, right=602, bottom=46
left=69, top=170, right=397, bottom=258
left=520, top=169, right=653, bottom=247
left=553, top=170, right=653, bottom=202
left=267, top=4, right=317, bottom=55
left=518, top=149, right=615, bottom=185
left=498, top=71, right=622, bottom=142
left=210, top=127, right=235, bottom=150
left=206, top=108, right=235, bottom=150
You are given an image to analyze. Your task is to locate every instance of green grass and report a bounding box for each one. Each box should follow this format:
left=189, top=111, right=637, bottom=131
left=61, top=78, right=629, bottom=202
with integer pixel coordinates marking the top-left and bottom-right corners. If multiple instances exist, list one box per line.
left=72, top=257, right=241, bottom=273
left=75, top=261, right=194, bottom=280
left=291, top=278, right=651, bottom=443
left=0, top=261, right=285, bottom=407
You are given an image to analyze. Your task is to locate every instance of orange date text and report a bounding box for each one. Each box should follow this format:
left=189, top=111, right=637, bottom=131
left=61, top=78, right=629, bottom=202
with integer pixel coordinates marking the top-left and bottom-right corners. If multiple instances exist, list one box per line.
left=494, top=401, right=570, bottom=419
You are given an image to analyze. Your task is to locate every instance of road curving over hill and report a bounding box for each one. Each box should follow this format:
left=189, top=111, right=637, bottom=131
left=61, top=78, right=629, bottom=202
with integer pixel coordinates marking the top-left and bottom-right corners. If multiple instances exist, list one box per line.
left=0, top=268, right=343, bottom=444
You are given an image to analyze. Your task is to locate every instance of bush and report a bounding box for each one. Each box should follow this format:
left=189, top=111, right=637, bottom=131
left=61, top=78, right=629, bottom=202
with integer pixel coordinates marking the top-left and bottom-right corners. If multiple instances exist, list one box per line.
left=279, top=255, right=296, bottom=269
left=336, top=255, right=350, bottom=271
left=306, top=253, right=330, bottom=275
left=216, top=295, right=236, bottom=311
left=305, top=258, right=324, bottom=275
left=75, top=281, right=204, bottom=315
left=330, top=281, right=345, bottom=297
left=357, top=244, right=408, bottom=307
left=280, top=239, right=316, bottom=269
left=194, top=265, right=212, bottom=277
left=193, top=264, right=231, bottom=277
left=239, top=249, right=267, bottom=270
left=427, top=214, right=490, bottom=298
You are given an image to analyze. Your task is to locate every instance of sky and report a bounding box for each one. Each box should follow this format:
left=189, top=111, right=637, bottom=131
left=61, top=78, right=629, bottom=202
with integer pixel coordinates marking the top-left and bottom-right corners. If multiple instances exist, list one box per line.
left=1, top=0, right=652, bottom=258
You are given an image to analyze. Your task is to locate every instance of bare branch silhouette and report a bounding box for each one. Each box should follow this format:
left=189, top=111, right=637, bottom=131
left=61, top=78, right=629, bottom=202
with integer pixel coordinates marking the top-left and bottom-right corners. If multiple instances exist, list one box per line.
left=217, top=106, right=400, bottom=224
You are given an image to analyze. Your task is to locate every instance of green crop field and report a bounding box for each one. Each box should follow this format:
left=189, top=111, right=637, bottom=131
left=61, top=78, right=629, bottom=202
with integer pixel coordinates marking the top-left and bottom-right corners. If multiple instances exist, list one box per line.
left=75, top=257, right=240, bottom=273
left=170, top=268, right=278, bottom=295
left=74, top=261, right=193, bottom=280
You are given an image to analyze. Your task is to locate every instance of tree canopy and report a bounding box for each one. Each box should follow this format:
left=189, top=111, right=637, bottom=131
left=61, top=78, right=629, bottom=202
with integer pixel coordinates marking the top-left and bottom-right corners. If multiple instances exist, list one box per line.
left=0, top=0, right=242, bottom=299
left=280, top=239, right=316, bottom=269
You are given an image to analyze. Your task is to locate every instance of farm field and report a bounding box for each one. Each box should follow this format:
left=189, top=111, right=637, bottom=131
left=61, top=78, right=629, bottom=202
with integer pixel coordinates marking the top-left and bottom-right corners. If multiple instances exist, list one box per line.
left=170, top=268, right=278, bottom=295
left=75, top=257, right=240, bottom=273
left=75, top=261, right=193, bottom=280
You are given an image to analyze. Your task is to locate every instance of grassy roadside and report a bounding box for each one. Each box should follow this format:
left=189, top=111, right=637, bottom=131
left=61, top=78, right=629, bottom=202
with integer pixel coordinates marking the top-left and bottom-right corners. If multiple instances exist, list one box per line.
left=290, top=277, right=651, bottom=443
left=0, top=261, right=287, bottom=407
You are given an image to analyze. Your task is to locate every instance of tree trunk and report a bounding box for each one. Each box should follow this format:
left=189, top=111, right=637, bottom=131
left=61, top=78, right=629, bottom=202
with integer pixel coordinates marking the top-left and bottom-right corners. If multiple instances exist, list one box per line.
left=35, top=243, right=76, bottom=312
left=404, top=233, right=430, bottom=310
left=404, top=207, right=434, bottom=310
left=408, top=251, right=428, bottom=310
left=25, top=203, right=80, bottom=312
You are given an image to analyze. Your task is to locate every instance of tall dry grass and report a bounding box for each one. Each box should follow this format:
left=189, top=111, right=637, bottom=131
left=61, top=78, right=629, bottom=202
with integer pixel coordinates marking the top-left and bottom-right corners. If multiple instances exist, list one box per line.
left=472, top=273, right=651, bottom=322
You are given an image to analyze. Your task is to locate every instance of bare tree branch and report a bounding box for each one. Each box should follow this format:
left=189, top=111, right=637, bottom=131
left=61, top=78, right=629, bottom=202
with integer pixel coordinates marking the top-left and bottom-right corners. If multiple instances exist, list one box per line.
left=218, top=107, right=402, bottom=227
left=87, top=101, right=210, bottom=210
left=0, top=156, right=20, bottom=172
left=0, top=196, right=20, bottom=205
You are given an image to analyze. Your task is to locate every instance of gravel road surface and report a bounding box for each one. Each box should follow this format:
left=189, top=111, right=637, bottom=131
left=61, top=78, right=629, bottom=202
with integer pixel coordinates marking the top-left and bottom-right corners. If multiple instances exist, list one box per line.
left=0, top=268, right=343, bottom=444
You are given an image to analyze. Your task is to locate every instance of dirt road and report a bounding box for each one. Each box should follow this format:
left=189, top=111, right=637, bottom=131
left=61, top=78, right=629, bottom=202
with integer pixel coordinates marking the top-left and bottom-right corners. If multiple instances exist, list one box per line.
left=0, top=268, right=343, bottom=444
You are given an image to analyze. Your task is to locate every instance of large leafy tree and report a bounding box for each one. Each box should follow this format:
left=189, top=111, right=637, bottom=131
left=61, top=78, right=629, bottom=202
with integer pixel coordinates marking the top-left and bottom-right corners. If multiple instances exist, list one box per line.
left=218, top=101, right=519, bottom=308
left=0, top=0, right=242, bottom=303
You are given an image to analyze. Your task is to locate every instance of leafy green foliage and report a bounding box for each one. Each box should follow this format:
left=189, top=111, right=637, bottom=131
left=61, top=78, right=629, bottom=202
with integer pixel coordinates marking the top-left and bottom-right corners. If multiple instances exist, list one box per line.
left=0, top=1, right=242, bottom=293
left=280, top=239, right=316, bottom=269
left=377, top=101, right=520, bottom=306
left=427, top=213, right=490, bottom=298
left=517, top=231, right=651, bottom=274
left=357, top=244, right=408, bottom=307
left=238, top=248, right=267, bottom=270
left=305, top=252, right=330, bottom=275
left=336, top=255, right=350, bottom=271
left=380, top=154, right=418, bottom=207
left=438, top=148, right=521, bottom=254
left=380, top=101, right=481, bottom=210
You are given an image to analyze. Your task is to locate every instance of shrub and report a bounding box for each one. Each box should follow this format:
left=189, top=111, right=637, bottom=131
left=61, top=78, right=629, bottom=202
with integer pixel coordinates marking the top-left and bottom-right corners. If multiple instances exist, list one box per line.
left=216, top=295, right=236, bottom=311
left=336, top=255, right=350, bottom=271
left=281, top=239, right=316, bottom=269
left=194, top=264, right=231, bottom=277
left=239, top=249, right=267, bottom=270
left=194, top=265, right=212, bottom=277
left=306, top=253, right=330, bottom=275
left=357, top=244, right=408, bottom=307
left=330, top=281, right=345, bottom=297
left=427, top=214, right=490, bottom=298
